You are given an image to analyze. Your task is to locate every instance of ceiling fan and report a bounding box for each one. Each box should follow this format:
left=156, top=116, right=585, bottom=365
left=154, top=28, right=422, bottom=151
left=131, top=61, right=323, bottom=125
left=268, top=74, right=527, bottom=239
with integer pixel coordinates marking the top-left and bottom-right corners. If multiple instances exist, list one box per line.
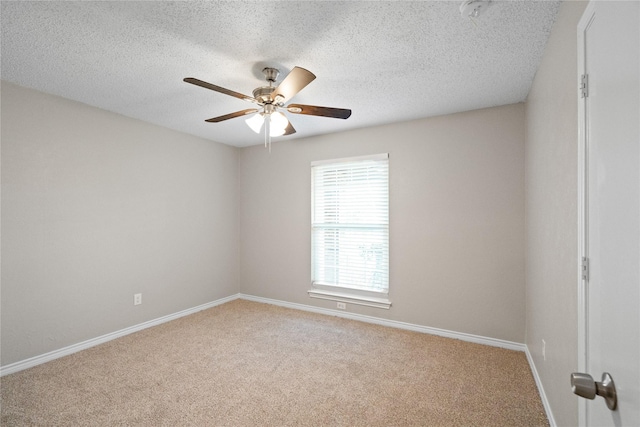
left=184, top=66, right=351, bottom=149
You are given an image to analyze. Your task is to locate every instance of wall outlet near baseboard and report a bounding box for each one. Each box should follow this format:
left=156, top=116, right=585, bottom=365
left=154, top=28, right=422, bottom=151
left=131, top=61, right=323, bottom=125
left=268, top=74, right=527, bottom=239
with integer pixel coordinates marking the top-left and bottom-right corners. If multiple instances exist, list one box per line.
left=542, top=339, right=546, bottom=361
left=337, top=302, right=346, bottom=310
left=134, top=293, right=142, bottom=306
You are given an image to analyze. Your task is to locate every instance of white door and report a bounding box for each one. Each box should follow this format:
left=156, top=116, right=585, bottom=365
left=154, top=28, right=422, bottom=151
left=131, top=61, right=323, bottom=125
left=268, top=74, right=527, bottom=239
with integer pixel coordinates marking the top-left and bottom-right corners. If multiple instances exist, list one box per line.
left=577, top=1, right=640, bottom=426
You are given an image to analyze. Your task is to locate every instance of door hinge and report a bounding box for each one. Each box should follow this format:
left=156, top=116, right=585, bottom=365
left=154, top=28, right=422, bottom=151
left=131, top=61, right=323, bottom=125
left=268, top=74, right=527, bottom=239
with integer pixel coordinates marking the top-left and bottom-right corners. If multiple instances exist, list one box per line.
left=582, top=256, right=590, bottom=281
left=580, top=74, right=589, bottom=98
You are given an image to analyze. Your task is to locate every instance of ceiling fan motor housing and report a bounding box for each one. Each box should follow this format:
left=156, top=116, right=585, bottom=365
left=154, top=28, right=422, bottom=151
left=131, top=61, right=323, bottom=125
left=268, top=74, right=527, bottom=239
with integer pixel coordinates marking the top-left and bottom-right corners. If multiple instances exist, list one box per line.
left=252, top=68, right=281, bottom=104
left=252, top=86, right=275, bottom=104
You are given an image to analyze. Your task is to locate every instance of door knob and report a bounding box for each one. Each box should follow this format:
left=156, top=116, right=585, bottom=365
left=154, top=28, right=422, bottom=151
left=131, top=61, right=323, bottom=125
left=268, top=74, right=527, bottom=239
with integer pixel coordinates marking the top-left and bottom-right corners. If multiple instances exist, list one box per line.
left=570, top=372, right=617, bottom=410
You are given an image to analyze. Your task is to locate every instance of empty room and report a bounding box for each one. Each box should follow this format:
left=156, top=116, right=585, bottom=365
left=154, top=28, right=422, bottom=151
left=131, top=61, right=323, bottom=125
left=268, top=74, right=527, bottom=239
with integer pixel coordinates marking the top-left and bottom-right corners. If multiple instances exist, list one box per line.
left=1, top=1, right=638, bottom=426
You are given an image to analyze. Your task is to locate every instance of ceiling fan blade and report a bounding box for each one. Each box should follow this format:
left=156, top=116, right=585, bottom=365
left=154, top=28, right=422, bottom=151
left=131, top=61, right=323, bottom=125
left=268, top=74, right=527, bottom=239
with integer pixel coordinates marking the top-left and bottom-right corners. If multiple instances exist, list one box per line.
left=184, top=77, right=259, bottom=104
left=271, top=67, right=316, bottom=104
left=283, top=121, right=296, bottom=136
left=287, top=104, right=352, bottom=119
left=205, top=109, right=258, bottom=123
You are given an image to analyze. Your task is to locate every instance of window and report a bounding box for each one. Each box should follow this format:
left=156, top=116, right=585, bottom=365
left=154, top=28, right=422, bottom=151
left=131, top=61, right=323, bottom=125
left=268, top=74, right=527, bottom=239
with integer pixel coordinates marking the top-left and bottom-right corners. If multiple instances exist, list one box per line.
left=310, top=153, right=390, bottom=309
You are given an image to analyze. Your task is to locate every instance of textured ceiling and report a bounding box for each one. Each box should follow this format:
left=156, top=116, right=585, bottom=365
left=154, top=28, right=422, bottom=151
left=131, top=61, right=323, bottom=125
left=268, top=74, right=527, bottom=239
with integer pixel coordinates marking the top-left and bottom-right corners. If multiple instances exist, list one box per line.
left=1, top=1, right=560, bottom=147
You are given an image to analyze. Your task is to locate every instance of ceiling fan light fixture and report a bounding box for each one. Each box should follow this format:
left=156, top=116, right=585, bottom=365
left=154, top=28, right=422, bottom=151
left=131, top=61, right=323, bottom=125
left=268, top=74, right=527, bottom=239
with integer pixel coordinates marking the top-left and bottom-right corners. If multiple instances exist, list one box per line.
left=245, top=113, right=264, bottom=134
left=245, top=111, right=289, bottom=137
left=270, top=111, right=288, bottom=136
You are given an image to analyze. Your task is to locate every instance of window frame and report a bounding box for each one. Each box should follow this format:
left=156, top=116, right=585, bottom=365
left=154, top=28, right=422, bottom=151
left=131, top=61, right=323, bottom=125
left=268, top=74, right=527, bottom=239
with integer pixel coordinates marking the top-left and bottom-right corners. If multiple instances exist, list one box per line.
left=308, top=153, right=391, bottom=309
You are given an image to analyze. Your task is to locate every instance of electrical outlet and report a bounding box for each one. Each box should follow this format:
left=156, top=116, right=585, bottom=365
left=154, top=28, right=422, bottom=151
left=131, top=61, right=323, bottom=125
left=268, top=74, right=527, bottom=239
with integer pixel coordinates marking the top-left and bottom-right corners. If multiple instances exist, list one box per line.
left=134, top=293, right=142, bottom=306
left=337, top=302, right=346, bottom=310
left=542, top=339, right=546, bottom=361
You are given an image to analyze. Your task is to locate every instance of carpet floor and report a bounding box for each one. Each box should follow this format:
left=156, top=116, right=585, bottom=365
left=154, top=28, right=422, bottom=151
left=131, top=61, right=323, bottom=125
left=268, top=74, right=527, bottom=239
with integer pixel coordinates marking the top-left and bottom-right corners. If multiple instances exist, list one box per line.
left=1, top=299, right=548, bottom=426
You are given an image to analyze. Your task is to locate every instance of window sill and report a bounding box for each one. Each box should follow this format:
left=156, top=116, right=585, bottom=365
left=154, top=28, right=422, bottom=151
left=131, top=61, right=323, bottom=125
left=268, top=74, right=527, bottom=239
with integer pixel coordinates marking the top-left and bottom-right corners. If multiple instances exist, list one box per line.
left=308, top=289, right=392, bottom=309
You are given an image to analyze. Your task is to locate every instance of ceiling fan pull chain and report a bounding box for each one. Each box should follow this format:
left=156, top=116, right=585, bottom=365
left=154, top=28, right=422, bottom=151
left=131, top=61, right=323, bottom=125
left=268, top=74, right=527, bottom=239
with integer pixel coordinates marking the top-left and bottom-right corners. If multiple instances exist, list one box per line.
left=264, top=115, right=271, bottom=152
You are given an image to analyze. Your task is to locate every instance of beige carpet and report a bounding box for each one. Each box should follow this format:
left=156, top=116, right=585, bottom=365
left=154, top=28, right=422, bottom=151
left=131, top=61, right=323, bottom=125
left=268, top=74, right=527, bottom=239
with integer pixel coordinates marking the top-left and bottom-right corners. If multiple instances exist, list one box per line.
left=1, top=299, right=548, bottom=426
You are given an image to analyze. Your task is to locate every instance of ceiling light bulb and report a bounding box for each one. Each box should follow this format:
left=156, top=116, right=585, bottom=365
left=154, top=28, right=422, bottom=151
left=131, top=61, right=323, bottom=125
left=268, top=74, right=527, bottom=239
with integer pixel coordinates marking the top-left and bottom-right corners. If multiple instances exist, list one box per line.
left=246, top=111, right=288, bottom=138
left=269, top=111, right=288, bottom=136
left=245, top=113, right=264, bottom=134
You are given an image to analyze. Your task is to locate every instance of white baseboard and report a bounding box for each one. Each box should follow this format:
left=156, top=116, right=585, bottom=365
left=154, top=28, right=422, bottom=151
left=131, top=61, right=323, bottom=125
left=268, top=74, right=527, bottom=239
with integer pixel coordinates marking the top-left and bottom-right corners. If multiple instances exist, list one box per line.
left=2, top=291, right=537, bottom=401
left=2, top=292, right=552, bottom=426
left=0, top=293, right=240, bottom=377
left=524, top=346, right=556, bottom=427
left=239, top=293, right=526, bottom=352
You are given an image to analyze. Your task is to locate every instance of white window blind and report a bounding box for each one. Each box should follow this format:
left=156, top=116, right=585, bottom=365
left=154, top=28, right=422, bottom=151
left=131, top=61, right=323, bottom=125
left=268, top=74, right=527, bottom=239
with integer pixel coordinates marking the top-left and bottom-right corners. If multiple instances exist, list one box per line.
left=311, top=154, right=389, bottom=294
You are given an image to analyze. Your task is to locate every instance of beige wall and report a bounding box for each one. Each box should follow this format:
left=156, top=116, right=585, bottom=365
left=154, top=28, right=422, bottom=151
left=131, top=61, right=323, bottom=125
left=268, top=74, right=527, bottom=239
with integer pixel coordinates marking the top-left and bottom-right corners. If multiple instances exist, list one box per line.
left=239, top=104, right=526, bottom=343
left=524, top=1, right=588, bottom=426
left=1, top=82, right=240, bottom=365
